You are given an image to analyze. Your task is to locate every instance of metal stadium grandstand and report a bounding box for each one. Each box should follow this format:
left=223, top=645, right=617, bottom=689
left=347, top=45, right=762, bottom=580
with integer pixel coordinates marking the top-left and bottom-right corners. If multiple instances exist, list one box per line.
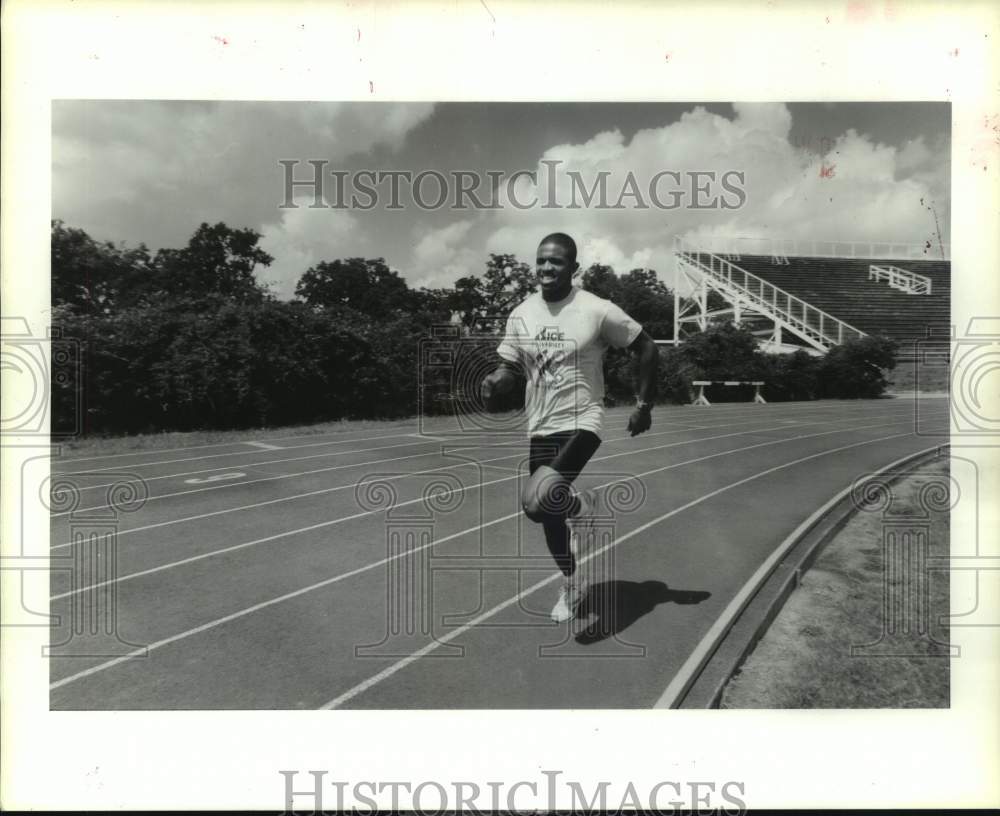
left=672, top=237, right=951, bottom=358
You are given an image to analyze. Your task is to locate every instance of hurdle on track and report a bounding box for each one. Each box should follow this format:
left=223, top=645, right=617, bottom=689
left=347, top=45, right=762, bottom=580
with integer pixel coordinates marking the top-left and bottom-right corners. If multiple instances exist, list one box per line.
left=691, top=380, right=767, bottom=406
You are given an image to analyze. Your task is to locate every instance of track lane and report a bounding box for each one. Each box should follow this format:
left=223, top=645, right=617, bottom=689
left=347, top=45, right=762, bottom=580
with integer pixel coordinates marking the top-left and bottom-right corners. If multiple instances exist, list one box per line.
left=48, top=408, right=932, bottom=598
left=48, top=402, right=921, bottom=543
left=321, top=430, right=946, bottom=709
left=48, top=402, right=946, bottom=706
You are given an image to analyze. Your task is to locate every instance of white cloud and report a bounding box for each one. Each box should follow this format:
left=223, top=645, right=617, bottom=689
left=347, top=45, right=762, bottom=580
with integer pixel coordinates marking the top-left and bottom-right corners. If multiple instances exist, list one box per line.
left=411, top=220, right=480, bottom=288
left=732, top=101, right=793, bottom=139
left=52, top=100, right=436, bottom=248
left=257, top=199, right=360, bottom=299
left=473, top=103, right=949, bottom=289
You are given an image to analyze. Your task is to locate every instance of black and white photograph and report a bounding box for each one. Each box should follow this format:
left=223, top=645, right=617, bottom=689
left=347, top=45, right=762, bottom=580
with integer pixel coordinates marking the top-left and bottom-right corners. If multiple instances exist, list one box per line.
left=45, top=99, right=955, bottom=711
left=2, top=1, right=998, bottom=813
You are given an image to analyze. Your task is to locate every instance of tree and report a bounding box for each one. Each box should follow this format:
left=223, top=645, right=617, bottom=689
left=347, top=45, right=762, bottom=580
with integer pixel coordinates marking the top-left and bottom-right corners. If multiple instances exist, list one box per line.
left=580, top=263, right=622, bottom=302
left=619, top=268, right=674, bottom=339
left=295, top=257, right=411, bottom=318
left=51, top=220, right=153, bottom=313
left=152, top=222, right=273, bottom=303
left=408, top=287, right=453, bottom=322
left=445, top=276, right=487, bottom=329
left=482, top=253, right=536, bottom=315
left=444, top=253, right=536, bottom=332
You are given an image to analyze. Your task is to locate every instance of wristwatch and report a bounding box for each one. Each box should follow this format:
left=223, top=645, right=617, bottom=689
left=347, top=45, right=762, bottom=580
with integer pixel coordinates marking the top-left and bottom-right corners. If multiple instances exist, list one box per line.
left=635, top=399, right=652, bottom=413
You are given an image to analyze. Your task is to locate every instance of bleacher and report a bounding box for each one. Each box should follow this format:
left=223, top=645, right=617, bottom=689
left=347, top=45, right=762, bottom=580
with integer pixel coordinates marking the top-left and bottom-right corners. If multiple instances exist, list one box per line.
left=730, top=254, right=951, bottom=352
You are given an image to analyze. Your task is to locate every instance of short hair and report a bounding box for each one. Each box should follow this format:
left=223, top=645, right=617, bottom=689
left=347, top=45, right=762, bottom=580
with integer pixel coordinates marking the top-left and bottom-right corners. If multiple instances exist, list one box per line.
left=538, top=232, right=577, bottom=265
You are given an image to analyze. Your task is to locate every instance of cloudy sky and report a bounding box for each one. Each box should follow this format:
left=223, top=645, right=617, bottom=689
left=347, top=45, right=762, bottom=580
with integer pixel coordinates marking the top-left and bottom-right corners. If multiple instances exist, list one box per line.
left=52, top=101, right=950, bottom=299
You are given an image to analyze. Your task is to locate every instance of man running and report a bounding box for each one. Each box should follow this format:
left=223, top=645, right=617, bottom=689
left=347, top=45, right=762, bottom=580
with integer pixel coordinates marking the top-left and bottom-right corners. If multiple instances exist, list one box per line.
left=481, top=232, right=659, bottom=622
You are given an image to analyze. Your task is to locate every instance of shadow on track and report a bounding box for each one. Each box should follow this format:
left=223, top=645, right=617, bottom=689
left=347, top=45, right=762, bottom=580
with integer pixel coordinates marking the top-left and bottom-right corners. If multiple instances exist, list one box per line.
left=574, top=580, right=711, bottom=645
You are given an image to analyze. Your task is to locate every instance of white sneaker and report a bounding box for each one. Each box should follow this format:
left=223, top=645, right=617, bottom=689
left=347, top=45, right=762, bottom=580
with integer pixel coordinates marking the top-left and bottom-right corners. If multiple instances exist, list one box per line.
left=550, top=576, right=588, bottom=622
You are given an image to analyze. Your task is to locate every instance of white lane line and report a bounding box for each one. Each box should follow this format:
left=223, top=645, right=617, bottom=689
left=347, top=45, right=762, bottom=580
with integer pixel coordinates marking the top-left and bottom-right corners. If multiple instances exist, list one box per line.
left=47, top=471, right=518, bottom=602
left=48, top=413, right=878, bottom=549
left=50, top=403, right=927, bottom=517
left=48, top=419, right=726, bottom=516
left=317, top=430, right=917, bottom=709
left=58, top=437, right=444, bottom=489
left=48, top=514, right=513, bottom=692
left=49, top=421, right=921, bottom=692
left=66, top=420, right=703, bottom=494
left=54, top=432, right=444, bottom=475
left=52, top=429, right=422, bottom=466
left=50, top=399, right=910, bottom=470
left=59, top=413, right=752, bottom=491
left=479, top=464, right=523, bottom=475
left=49, top=413, right=940, bottom=600
left=183, top=472, right=247, bottom=485
left=652, top=443, right=946, bottom=709
left=244, top=441, right=283, bottom=451
left=49, top=444, right=472, bottom=518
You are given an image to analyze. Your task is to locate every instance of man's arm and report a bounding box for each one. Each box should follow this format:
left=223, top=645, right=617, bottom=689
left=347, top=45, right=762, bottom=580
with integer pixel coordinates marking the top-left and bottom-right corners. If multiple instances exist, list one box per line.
left=627, top=330, right=658, bottom=436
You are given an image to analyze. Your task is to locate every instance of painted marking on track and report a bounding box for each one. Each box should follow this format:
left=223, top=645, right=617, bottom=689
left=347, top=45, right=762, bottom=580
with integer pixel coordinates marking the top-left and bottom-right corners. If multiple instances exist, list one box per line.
left=49, top=410, right=947, bottom=598
left=55, top=404, right=904, bottom=516
left=49, top=408, right=947, bottom=557
left=49, top=416, right=837, bottom=550
left=317, top=430, right=917, bottom=709
left=55, top=432, right=421, bottom=475
left=184, top=472, right=247, bottom=485
left=46, top=428, right=938, bottom=693
left=245, top=441, right=283, bottom=451
left=408, top=433, right=447, bottom=442
left=49, top=422, right=750, bottom=549
left=64, top=437, right=442, bottom=496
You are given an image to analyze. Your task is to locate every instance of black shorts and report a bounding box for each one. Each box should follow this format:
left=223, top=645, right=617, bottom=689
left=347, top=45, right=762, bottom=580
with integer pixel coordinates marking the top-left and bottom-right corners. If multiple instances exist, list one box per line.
left=528, top=430, right=601, bottom=482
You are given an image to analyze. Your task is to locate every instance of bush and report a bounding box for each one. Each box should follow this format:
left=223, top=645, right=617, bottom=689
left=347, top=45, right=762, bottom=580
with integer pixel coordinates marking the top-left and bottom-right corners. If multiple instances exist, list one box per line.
left=635, top=327, right=898, bottom=406
left=53, top=299, right=403, bottom=434
left=52, top=292, right=900, bottom=436
left=760, top=349, right=821, bottom=402
left=652, top=324, right=763, bottom=404
left=818, top=334, right=899, bottom=399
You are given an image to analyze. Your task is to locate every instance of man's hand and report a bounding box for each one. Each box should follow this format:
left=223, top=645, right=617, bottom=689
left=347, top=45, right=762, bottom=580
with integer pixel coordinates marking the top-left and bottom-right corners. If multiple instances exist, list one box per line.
left=481, top=366, right=517, bottom=409
left=627, top=406, right=652, bottom=437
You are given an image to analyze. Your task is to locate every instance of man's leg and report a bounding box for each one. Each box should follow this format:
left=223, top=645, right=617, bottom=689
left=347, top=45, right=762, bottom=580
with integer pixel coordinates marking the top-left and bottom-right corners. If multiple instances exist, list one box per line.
left=523, top=465, right=577, bottom=577
left=522, top=432, right=601, bottom=619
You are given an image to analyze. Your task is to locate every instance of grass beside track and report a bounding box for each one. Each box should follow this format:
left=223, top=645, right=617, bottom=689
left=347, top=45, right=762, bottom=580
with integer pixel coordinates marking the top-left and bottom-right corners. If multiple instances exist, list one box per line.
left=720, top=457, right=950, bottom=709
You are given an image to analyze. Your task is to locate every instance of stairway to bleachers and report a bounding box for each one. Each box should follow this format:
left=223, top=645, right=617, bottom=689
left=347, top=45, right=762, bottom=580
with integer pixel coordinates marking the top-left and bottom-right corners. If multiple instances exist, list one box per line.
left=728, top=254, right=951, bottom=353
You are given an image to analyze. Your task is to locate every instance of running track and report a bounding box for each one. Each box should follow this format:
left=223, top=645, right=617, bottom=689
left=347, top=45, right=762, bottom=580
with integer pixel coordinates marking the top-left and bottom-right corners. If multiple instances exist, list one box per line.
left=48, top=399, right=948, bottom=709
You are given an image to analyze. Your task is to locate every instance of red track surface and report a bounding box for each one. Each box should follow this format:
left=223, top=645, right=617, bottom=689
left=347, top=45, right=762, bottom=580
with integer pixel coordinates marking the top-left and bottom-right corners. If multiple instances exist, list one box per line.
left=48, top=398, right=949, bottom=709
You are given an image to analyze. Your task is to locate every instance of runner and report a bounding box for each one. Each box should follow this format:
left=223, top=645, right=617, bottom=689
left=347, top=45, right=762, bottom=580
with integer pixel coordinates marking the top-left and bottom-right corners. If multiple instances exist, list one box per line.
left=481, top=232, right=659, bottom=622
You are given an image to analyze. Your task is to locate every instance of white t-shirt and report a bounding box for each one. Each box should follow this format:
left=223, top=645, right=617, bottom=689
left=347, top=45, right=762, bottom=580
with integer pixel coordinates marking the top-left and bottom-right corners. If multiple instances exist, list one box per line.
left=497, top=287, right=643, bottom=437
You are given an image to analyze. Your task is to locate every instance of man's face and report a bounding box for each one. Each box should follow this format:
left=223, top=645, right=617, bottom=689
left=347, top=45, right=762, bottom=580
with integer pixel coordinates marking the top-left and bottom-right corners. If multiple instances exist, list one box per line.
left=536, top=241, right=577, bottom=296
